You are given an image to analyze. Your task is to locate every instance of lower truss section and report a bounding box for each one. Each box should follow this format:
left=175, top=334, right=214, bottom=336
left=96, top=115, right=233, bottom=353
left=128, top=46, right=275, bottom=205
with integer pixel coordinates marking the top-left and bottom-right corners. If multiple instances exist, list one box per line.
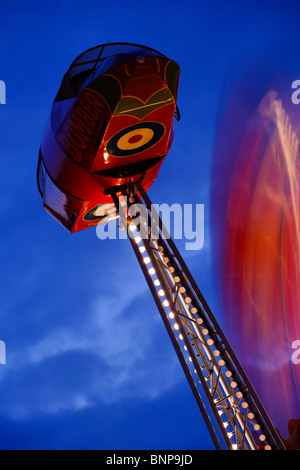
left=109, top=182, right=285, bottom=451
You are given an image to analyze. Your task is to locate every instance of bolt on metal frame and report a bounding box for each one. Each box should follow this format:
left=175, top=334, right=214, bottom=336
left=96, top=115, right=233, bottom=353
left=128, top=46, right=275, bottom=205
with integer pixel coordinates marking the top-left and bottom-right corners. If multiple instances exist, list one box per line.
left=109, top=181, right=285, bottom=451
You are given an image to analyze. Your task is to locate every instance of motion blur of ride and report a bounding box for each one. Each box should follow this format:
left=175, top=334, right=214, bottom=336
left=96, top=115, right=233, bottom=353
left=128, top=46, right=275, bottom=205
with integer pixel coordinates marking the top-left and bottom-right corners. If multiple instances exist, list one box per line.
left=37, top=42, right=180, bottom=233
left=210, top=46, right=300, bottom=448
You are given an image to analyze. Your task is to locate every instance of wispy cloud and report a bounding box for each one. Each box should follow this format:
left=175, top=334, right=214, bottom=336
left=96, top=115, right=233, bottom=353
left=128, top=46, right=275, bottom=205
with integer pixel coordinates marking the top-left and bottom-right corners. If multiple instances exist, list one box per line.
left=0, top=265, right=182, bottom=419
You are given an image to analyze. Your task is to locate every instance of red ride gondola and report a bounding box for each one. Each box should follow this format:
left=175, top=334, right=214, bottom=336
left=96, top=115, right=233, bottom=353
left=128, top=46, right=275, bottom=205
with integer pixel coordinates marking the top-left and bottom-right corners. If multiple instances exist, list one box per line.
left=37, top=42, right=180, bottom=232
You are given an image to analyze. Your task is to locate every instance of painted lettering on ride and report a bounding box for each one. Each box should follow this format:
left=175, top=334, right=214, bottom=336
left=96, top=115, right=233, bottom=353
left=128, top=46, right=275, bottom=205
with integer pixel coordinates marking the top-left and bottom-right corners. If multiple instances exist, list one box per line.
left=57, top=89, right=105, bottom=163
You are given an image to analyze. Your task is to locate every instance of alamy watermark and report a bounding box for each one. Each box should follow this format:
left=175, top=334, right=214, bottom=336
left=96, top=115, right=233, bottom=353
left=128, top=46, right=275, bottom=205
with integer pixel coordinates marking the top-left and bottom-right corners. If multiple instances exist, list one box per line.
left=0, top=80, right=6, bottom=104
left=291, top=80, right=300, bottom=104
left=96, top=199, right=205, bottom=251
left=292, top=340, right=300, bottom=365
left=0, top=340, right=5, bottom=364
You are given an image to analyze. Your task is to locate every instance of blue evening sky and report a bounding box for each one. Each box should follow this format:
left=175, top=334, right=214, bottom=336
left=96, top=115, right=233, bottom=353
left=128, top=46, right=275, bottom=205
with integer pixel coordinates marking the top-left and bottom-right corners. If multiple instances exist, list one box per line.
left=0, top=0, right=298, bottom=450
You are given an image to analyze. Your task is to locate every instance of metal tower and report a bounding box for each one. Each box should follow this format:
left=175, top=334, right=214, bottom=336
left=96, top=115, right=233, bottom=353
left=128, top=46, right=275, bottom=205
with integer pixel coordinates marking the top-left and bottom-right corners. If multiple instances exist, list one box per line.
left=109, top=181, right=286, bottom=451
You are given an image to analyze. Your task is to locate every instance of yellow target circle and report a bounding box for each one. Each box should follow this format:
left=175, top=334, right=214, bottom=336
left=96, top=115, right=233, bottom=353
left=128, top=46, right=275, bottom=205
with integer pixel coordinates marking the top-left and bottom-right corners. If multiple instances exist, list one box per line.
left=107, top=122, right=165, bottom=157
left=83, top=203, right=117, bottom=222
left=117, top=128, right=154, bottom=151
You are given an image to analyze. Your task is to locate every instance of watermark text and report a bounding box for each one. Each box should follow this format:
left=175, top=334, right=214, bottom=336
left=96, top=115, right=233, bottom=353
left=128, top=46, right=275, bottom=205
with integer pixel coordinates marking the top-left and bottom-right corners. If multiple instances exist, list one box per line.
left=96, top=200, right=204, bottom=251
left=0, top=80, right=6, bottom=104
left=0, top=340, right=5, bottom=364
left=291, top=80, right=300, bottom=104
left=292, top=340, right=300, bottom=365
